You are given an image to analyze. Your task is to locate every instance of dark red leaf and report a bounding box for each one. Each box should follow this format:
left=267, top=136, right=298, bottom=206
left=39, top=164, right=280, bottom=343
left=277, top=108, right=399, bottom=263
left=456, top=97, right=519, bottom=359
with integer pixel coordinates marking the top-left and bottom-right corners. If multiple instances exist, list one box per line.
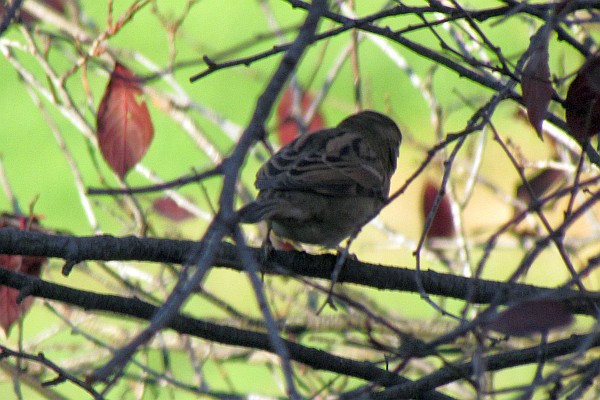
left=516, top=168, right=565, bottom=205
left=522, top=40, right=553, bottom=138
left=422, top=181, right=455, bottom=239
left=555, top=1, right=570, bottom=14
left=565, top=55, right=600, bottom=145
left=276, top=88, right=325, bottom=145
left=97, top=63, right=154, bottom=178
left=0, top=214, right=46, bottom=335
left=153, top=197, right=195, bottom=221
left=486, top=299, right=573, bottom=336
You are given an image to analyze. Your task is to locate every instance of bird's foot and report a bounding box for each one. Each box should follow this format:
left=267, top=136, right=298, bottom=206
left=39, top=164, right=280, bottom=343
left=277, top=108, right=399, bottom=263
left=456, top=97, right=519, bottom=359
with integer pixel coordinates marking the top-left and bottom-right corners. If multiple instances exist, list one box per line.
left=317, top=246, right=352, bottom=314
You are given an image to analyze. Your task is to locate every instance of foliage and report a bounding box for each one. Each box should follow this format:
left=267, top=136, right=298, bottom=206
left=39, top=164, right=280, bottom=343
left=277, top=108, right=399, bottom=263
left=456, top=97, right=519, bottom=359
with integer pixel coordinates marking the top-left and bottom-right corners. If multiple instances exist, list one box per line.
left=0, top=1, right=599, bottom=399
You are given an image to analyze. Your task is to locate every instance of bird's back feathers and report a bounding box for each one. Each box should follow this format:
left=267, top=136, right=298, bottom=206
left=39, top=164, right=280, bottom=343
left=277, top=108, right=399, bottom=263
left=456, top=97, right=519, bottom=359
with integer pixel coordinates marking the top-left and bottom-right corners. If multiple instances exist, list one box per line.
left=255, top=111, right=401, bottom=199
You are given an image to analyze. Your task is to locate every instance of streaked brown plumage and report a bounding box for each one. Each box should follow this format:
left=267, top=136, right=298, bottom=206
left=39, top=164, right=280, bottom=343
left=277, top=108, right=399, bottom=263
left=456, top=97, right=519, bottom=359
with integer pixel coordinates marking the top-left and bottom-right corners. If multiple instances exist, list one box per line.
left=239, top=110, right=402, bottom=247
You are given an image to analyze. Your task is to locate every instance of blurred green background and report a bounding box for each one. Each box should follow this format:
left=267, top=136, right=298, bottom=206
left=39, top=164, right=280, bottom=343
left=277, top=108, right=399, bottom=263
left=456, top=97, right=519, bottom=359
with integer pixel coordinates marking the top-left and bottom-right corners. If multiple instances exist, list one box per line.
left=0, top=1, right=598, bottom=399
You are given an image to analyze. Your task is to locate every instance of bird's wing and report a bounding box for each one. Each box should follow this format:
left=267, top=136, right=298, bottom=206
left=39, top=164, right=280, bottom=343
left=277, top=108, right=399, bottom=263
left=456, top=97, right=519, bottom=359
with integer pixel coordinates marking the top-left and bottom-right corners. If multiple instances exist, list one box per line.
left=255, top=127, right=387, bottom=197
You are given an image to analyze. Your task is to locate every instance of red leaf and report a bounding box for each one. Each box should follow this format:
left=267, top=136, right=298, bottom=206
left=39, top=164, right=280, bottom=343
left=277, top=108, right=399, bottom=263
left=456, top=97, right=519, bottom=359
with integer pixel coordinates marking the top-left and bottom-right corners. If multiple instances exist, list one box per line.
left=565, top=55, right=600, bottom=146
left=522, top=39, right=553, bottom=138
left=153, top=197, right=195, bottom=221
left=97, top=63, right=154, bottom=178
left=276, top=88, right=325, bottom=145
left=0, top=215, right=46, bottom=335
left=422, top=181, right=455, bottom=239
left=516, top=168, right=565, bottom=205
left=486, top=299, right=573, bottom=336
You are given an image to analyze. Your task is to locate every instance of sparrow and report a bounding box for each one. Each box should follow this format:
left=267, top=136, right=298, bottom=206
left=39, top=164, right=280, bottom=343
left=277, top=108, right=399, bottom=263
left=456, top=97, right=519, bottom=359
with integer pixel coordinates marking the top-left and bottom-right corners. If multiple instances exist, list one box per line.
left=239, top=110, right=402, bottom=248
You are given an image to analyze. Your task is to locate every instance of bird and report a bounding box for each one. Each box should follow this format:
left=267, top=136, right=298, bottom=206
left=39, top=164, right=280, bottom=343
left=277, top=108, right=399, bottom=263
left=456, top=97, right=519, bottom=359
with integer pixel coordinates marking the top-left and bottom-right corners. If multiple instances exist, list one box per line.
left=239, top=110, right=402, bottom=248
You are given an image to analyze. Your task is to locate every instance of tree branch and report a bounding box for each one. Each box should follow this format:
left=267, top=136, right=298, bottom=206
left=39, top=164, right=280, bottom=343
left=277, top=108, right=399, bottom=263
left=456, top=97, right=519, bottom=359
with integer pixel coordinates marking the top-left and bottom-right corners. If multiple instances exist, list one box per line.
left=0, top=264, right=454, bottom=400
left=0, top=229, right=596, bottom=315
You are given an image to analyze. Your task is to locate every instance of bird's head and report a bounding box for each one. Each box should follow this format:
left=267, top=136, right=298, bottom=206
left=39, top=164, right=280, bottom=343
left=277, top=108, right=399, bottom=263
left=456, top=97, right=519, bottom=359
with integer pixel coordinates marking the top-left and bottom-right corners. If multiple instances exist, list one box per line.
left=338, top=110, right=402, bottom=147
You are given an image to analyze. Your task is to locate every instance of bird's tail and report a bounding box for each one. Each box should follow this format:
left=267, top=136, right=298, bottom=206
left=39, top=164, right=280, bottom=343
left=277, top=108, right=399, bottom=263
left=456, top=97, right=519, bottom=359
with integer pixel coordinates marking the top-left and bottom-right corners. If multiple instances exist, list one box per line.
left=237, top=200, right=276, bottom=223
